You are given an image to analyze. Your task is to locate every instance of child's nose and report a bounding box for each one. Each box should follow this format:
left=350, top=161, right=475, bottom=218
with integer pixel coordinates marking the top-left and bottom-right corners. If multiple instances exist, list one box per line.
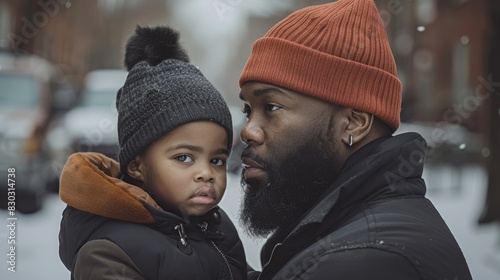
left=195, top=164, right=215, bottom=183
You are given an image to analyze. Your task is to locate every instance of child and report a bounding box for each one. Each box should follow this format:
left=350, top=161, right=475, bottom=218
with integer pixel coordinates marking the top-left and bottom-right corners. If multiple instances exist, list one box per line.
left=58, top=26, right=246, bottom=280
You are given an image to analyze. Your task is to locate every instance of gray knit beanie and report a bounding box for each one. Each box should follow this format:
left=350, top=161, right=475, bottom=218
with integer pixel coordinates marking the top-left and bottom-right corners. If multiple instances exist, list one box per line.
left=117, top=26, right=233, bottom=174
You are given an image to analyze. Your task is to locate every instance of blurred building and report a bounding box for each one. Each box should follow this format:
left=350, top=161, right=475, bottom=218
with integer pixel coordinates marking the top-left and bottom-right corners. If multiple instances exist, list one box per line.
left=384, top=0, right=489, bottom=131
left=0, top=0, right=169, bottom=87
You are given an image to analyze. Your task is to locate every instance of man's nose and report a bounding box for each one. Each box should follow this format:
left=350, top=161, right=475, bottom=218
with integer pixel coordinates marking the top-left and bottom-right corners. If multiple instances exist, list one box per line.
left=240, top=119, right=264, bottom=146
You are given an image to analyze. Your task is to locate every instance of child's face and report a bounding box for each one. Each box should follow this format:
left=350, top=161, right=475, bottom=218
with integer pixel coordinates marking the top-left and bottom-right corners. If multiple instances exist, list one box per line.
left=135, top=121, right=229, bottom=219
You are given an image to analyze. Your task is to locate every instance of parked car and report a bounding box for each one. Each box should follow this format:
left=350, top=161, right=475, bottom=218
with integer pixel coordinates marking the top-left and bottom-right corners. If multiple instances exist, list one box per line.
left=64, top=70, right=126, bottom=157
left=46, top=69, right=127, bottom=191
left=0, top=51, right=74, bottom=213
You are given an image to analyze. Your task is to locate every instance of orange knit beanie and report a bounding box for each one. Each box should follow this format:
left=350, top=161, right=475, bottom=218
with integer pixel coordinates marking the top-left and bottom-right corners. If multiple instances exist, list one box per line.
left=239, top=0, right=402, bottom=131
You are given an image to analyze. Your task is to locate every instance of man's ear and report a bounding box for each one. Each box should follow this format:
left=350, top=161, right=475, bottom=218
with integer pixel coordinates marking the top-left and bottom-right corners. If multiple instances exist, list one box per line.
left=341, top=109, right=374, bottom=147
left=127, top=156, right=144, bottom=183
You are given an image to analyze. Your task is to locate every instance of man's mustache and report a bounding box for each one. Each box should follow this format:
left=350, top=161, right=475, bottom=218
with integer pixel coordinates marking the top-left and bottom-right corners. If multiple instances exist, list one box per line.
left=241, top=147, right=269, bottom=170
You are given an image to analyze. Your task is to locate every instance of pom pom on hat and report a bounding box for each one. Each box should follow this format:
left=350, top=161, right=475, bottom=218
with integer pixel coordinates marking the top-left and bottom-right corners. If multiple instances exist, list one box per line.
left=124, top=25, right=190, bottom=71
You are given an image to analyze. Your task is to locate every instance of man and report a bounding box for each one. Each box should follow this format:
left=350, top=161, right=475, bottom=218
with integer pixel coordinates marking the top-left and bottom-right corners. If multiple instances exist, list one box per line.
left=238, top=0, right=473, bottom=279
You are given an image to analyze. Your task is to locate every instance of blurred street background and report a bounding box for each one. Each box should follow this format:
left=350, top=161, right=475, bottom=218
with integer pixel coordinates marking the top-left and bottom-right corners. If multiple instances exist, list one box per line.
left=0, top=0, right=499, bottom=279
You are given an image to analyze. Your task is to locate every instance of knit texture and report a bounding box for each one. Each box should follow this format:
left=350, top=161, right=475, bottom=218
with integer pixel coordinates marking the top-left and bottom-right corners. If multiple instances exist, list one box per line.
left=239, top=0, right=402, bottom=131
left=117, top=27, right=232, bottom=174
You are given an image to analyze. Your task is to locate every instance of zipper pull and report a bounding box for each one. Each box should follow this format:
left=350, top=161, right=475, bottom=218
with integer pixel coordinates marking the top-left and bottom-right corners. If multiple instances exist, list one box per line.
left=174, top=223, right=192, bottom=254
left=174, top=224, right=188, bottom=246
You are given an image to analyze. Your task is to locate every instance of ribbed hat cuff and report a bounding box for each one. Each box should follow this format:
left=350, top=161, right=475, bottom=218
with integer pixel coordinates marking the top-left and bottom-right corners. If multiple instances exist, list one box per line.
left=118, top=100, right=232, bottom=175
left=239, top=37, right=402, bottom=131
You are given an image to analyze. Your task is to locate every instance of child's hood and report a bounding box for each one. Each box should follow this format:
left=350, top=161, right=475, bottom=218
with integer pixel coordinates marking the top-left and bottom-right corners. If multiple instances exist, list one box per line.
left=59, top=152, right=161, bottom=224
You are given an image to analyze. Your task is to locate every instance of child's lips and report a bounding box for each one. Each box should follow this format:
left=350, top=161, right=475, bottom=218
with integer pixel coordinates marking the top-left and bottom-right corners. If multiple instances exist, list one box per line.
left=191, top=187, right=216, bottom=205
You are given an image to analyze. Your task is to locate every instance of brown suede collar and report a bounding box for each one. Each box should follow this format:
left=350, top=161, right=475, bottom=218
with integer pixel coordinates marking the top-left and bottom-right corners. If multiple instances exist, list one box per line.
left=59, top=152, right=161, bottom=224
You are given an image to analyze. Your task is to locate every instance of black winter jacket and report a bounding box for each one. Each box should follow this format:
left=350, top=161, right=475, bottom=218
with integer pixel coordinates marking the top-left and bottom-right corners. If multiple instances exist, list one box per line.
left=58, top=153, right=246, bottom=280
left=250, top=133, right=472, bottom=280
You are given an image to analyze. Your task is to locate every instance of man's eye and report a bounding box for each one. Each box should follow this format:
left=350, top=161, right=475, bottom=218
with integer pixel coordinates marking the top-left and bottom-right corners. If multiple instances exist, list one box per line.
left=265, top=104, right=280, bottom=112
left=242, top=104, right=251, bottom=118
left=211, top=158, right=226, bottom=166
left=175, top=154, right=194, bottom=163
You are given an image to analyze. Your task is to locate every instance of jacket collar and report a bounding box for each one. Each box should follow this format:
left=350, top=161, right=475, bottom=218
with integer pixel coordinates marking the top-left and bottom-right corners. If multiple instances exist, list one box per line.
left=59, top=152, right=179, bottom=224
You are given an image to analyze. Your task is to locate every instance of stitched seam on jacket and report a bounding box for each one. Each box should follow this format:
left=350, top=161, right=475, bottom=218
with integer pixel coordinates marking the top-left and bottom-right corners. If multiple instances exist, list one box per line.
left=363, top=208, right=377, bottom=243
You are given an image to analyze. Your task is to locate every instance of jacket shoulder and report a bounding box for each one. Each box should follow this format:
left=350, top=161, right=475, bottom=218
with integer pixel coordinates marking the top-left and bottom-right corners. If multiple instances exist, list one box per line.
left=74, top=239, right=146, bottom=280
left=286, top=197, right=471, bottom=279
left=290, top=247, right=420, bottom=280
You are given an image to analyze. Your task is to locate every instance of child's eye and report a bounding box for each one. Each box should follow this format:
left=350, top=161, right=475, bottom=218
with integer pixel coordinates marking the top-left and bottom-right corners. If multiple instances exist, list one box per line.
left=175, top=154, right=194, bottom=163
left=211, top=158, right=226, bottom=166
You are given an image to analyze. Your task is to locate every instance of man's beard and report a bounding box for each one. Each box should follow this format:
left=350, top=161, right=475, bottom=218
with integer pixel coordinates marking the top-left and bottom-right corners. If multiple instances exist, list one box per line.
left=240, top=131, right=341, bottom=237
